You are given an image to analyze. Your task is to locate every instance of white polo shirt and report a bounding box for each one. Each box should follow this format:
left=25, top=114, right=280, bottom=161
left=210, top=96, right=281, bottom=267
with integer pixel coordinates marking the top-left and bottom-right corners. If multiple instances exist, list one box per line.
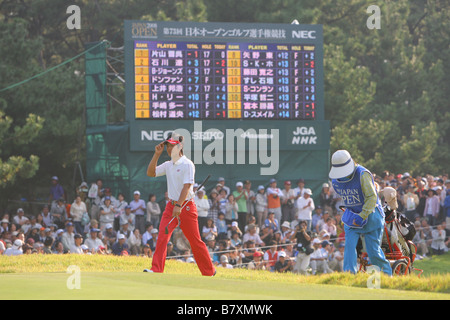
left=155, top=155, right=195, bottom=201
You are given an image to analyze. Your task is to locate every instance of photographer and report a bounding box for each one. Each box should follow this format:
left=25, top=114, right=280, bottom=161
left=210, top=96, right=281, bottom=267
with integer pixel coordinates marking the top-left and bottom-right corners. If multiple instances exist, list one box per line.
left=290, top=220, right=312, bottom=275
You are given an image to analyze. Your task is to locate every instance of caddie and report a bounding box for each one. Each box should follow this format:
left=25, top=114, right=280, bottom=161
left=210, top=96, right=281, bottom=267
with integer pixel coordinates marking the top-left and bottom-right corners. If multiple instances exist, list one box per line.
left=329, top=150, right=392, bottom=275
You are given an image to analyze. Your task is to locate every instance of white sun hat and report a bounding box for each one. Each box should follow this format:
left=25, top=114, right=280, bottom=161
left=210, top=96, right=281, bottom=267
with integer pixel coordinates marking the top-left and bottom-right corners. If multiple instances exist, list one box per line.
left=329, top=150, right=356, bottom=179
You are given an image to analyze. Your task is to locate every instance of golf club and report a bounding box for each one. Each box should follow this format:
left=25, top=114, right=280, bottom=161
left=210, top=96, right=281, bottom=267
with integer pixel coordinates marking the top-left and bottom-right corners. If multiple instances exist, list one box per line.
left=164, top=174, right=211, bottom=234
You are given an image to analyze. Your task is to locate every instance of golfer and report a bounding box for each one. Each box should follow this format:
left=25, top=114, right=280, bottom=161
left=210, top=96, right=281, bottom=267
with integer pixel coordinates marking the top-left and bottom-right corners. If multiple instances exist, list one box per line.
left=144, top=133, right=216, bottom=276
left=329, top=150, right=392, bottom=276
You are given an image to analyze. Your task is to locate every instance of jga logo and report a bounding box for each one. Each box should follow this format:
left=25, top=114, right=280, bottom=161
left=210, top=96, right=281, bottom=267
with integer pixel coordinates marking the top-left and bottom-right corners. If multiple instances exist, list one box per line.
left=291, top=126, right=317, bottom=145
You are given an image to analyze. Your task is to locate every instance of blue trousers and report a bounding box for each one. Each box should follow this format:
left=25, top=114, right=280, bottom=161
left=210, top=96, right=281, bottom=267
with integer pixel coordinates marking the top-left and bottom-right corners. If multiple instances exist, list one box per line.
left=343, top=207, right=392, bottom=276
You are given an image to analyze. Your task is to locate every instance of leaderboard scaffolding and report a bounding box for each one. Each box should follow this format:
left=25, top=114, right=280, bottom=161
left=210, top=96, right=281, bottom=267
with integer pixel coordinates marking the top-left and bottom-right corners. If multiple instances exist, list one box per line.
left=134, top=41, right=317, bottom=120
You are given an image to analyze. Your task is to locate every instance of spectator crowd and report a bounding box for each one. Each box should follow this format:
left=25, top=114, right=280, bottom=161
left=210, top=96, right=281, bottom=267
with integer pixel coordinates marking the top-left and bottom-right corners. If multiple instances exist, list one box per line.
left=1, top=172, right=449, bottom=275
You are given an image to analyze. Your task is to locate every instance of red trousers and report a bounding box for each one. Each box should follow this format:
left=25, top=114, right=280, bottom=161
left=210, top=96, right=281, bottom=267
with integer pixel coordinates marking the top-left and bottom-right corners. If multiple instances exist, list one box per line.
left=151, top=200, right=216, bottom=276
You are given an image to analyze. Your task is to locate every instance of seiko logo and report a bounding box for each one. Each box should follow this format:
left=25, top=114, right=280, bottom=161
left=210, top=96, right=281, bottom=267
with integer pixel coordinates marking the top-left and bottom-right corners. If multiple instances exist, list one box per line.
left=140, top=121, right=279, bottom=175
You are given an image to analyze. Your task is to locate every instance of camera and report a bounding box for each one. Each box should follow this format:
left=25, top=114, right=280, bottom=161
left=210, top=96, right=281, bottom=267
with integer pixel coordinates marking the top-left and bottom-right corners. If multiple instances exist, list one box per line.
left=286, top=199, right=294, bottom=208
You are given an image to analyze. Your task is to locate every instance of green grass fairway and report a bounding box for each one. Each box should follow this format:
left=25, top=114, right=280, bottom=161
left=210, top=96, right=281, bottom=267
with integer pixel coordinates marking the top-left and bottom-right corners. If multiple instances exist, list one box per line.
left=0, top=254, right=449, bottom=300
left=0, top=272, right=448, bottom=300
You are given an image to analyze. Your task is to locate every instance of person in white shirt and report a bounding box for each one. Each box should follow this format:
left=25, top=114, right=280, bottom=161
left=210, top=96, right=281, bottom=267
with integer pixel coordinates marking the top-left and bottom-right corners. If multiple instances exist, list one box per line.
left=71, top=196, right=87, bottom=235
left=61, top=223, right=75, bottom=252
left=218, top=255, right=233, bottom=269
left=130, top=191, right=146, bottom=235
left=144, top=132, right=216, bottom=276
left=120, top=206, right=136, bottom=232
left=309, top=238, right=332, bottom=274
left=41, top=205, right=53, bottom=228
left=217, top=177, right=230, bottom=196
left=141, top=223, right=154, bottom=246
left=195, top=188, right=210, bottom=232
left=13, top=208, right=29, bottom=227
left=255, top=185, right=268, bottom=227
left=4, top=239, right=23, bottom=256
left=329, top=242, right=345, bottom=272
left=296, top=188, right=315, bottom=231
left=70, top=234, right=84, bottom=254
left=99, top=197, right=116, bottom=231
left=146, top=194, right=161, bottom=229
left=431, top=223, right=448, bottom=255
left=293, top=179, right=306, bottom=208
left=242, top=224, right=264, bottom=246
left=84, top=228, right=103, bottom=252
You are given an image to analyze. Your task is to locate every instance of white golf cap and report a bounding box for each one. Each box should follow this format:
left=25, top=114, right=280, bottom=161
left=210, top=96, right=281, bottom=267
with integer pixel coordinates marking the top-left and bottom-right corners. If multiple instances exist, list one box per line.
left=13, top=239, right=23, bottom=248
left=281, top=221, right=290, bottom=228
left=329, top=150, right=356, bottom=179
left=304, top=188, right=312, bottom=196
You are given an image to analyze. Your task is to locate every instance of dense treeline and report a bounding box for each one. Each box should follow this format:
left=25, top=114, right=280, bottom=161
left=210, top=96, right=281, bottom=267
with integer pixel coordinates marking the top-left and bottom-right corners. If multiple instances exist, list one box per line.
left=0, top=0, right=448, bottom=206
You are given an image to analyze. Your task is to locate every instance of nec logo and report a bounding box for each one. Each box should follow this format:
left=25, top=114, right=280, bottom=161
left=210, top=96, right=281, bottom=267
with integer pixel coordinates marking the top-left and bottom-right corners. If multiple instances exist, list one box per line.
left=292, top=30, right=316, bottom=39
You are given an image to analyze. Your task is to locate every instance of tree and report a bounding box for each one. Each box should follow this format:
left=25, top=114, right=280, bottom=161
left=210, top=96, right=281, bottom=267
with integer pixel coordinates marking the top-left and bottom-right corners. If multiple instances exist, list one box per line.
left=0, top=110, right=43, bottom=187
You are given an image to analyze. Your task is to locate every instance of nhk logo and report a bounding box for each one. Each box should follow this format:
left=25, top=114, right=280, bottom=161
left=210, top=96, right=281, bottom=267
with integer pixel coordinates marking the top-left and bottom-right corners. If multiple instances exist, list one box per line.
left=291, top=126, right=317, bottom=145
left=140, top=121, right=279, bottom=175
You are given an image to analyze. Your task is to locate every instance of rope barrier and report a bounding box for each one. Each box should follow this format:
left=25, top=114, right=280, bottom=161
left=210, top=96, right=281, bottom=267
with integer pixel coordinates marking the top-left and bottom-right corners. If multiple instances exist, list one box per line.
left=166, top=241, right=295, bottom=260
left=0, top=40, right=109, bottom=93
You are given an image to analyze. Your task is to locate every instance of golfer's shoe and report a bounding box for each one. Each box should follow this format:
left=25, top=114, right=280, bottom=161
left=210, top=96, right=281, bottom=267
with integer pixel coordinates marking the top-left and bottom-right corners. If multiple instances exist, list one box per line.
left=143, top=269, right=153, bottom=273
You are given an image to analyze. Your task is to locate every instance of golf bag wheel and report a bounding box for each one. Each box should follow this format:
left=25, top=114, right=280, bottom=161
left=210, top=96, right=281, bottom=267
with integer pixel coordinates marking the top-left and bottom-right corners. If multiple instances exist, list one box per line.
left=391, top=259, right=410, bottom=276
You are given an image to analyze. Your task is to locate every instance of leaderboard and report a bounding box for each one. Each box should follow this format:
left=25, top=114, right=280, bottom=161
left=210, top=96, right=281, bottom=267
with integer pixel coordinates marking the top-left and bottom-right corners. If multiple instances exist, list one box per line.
left=133, top=41, right=317, bottom=120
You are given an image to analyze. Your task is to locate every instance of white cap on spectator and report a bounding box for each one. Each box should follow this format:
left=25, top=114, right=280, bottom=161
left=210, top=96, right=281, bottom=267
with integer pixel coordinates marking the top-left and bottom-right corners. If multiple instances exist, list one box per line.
left=12, top=239, right=23, bottom=249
